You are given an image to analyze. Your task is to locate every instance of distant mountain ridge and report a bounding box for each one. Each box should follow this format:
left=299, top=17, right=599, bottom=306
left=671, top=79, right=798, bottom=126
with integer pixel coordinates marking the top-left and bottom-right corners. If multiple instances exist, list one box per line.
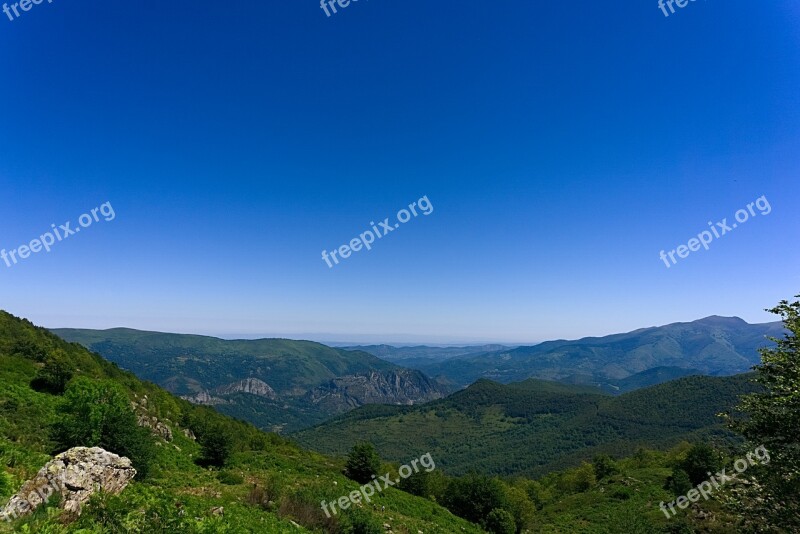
left=52, top=327, right=450, bottom=433
left=352, top=316, right=783, bottom=391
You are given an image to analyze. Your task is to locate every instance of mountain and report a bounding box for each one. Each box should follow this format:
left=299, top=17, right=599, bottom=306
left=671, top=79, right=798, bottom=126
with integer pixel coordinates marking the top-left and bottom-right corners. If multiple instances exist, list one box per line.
left=294, top=373, right=761, bottom=478
left=52, top=328, right=450, bottom=433
left=379, top=316, right=783, bottom=389
left=0, top=311, right=483, bottom=533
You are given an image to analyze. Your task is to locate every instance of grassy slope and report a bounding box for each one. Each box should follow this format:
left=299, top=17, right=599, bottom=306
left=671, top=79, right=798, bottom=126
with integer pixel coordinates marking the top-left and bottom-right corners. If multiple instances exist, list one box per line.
left=1, top=312, right=482, bottom=533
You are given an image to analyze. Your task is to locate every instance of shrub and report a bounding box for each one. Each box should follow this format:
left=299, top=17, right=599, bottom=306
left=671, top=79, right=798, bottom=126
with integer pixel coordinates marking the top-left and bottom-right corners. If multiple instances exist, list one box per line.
left=678, top=443, right=721, bottom=486
left=217, top=470, right=244, bottom=485
left=344, top=443, right=382, bottom=484
left=30, top=351, right=74, bottom=395
left=341, top=507, right=382, bottom=534
left=485, top=508, right=516, bottom=534
left=664, top=468, right=693, bottom=496
left=278, top=491, right=340, bottom=532
left=50, top=378, right=156, bottom=478
left=197, top=424, right=233, bottom=468
left=442, top=473, right=510, bottom=525
left=592, top=454, right=620, bottom=480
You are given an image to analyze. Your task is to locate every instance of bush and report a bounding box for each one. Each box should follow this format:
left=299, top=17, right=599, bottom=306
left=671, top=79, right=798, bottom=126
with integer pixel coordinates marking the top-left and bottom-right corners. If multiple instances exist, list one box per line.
left=247, top=477, right=282, bottom=510
left=442, top=473, right=510, bottom=525
left=485, top=508, right=516, bottom=534
left=344, top=443, right=382, bottom=484
left=665, top=468, right=693, bottom=496
left=217, top=470, right=244, bottom=485
left=197, top=424, right=233, bottom=468
left=593, top=454, right=620, bottom=480
left=30, top=351, right=74, bottom=395
left=678, top=443, right=721, bottom=486
left=278, top=490, right=340, bottom=532
left=341, top=507, right=382, bottom=534
left=50, top=378, right=156, bottom=478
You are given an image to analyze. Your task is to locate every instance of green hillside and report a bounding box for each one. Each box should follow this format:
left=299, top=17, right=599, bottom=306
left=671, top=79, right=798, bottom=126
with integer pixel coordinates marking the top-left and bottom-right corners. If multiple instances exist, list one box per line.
left=295, top=374, right=760, bottom=477
left=3, top=307, right=795, bottom=534
left=52, top=328, right=450, bottom=433
left=0, top=311, right=483, bottom=533
left=52, top=328, right=396, bottom=395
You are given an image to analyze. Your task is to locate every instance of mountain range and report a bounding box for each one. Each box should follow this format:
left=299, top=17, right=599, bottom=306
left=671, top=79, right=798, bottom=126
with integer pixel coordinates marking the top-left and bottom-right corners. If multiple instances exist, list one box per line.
left=348, top=316, right=783, bottom=392
left=52, top=328, right=450, bottom=433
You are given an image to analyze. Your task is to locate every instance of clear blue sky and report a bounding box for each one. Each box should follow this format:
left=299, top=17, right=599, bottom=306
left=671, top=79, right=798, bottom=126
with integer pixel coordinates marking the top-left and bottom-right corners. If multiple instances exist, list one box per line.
left=1, top=0, right=798, bottom=343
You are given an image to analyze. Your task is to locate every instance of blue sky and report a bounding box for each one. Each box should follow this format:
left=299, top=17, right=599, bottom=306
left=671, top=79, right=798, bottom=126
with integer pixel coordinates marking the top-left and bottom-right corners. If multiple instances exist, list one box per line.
left=1, top=0, right=798, bottom=343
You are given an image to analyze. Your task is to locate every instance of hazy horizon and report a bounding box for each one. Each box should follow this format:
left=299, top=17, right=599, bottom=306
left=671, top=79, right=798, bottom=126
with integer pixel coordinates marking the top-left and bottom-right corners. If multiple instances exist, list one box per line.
left=39, top=311, right=781, bottom=347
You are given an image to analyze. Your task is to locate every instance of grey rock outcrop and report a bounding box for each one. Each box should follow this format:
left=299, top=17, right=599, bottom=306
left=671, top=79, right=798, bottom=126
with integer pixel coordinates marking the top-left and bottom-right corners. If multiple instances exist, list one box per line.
left=213, top=378, right=277, bottom=399
left=0, top=447, right=136, bottom=522
left=306, top=369, right=449, bottom=412
left=136, top=413, right=174, bottom=442
left=180, top=390, right=228, bottom=405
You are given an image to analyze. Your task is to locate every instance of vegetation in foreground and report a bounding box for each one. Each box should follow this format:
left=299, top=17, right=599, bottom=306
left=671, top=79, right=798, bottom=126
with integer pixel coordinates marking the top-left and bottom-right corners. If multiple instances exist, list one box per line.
left=1, top=294, right=799, bottom=532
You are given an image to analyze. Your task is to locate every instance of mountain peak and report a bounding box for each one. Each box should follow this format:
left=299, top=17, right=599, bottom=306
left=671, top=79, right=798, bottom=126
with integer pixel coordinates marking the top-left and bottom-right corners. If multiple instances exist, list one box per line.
left=695, top=316, right=748, bottom=327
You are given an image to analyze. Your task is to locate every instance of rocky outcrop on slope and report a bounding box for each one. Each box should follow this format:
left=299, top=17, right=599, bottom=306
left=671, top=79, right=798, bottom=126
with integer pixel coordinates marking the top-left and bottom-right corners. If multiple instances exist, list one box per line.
left=180, top=390, right=229, bottom=405
left=132, top=394, right=173, bottom=441
left=213, top=378, right=277, bottom=399
left=0, top=447, right=136, bottom=522
left=305, top=369, right=450, bottom=412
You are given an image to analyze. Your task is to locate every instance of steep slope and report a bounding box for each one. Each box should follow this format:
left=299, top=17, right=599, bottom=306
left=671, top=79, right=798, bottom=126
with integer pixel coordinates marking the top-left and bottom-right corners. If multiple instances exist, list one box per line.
left=405, top=316, right=782, bottom=388
left=294, top=374, right=760, bottom=477
left=0, top=310, right=482, bottom=533
left=52, top=328, right=450, bottom=432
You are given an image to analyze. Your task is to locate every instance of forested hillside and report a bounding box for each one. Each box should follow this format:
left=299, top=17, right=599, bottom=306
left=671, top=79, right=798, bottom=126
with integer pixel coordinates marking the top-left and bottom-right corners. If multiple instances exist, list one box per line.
left=295, top=375, right=760, bottom=477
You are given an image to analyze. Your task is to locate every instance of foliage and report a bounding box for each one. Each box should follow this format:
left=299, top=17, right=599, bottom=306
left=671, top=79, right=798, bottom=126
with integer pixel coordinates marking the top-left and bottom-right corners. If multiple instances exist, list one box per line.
left=30, top=350, right=75, bottom=395
left=592, top=454, right=620, bottom=480
left=677, top=443, right=722, bottom=486
left=344, top=442, right=382, bottom=484
left=197, top=424, right=234, bottom=468
left=441, top=473, right=510, bottom=526
left=0, top=310, right=483, bottom=534
left=664, top=468, right=693, bottom=496
left=296, top=374, right=759, bottom=478
left=485, top=508, right=516, bottom=534
left=50, top=377, right=156, bottom=478
left=726, top=295, right=800, bottom=531
left=217, top=470, right=244, bottom=485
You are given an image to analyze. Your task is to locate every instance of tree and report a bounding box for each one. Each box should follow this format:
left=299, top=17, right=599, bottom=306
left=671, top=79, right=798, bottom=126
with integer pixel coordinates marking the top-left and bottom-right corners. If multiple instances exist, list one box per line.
left=31, top=350, right=74, bottom=394
left=485, top=508, right=516, bottom=534
left=664, top=468, right=692, bottom=496
left=726, top=295, right=800, bottom=531
left=557, top=462, right=596, bottom=494
left=51, top=378, right=155, bottom=478
left=344, top=443, right=382, bottom=484
left=678, top=443, right=721, bottom=486
left=592, top=454, right=620, bottom=480
left=442, top=473, right=510, bottom=526
left=197, top=424, right=234, bottom=467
